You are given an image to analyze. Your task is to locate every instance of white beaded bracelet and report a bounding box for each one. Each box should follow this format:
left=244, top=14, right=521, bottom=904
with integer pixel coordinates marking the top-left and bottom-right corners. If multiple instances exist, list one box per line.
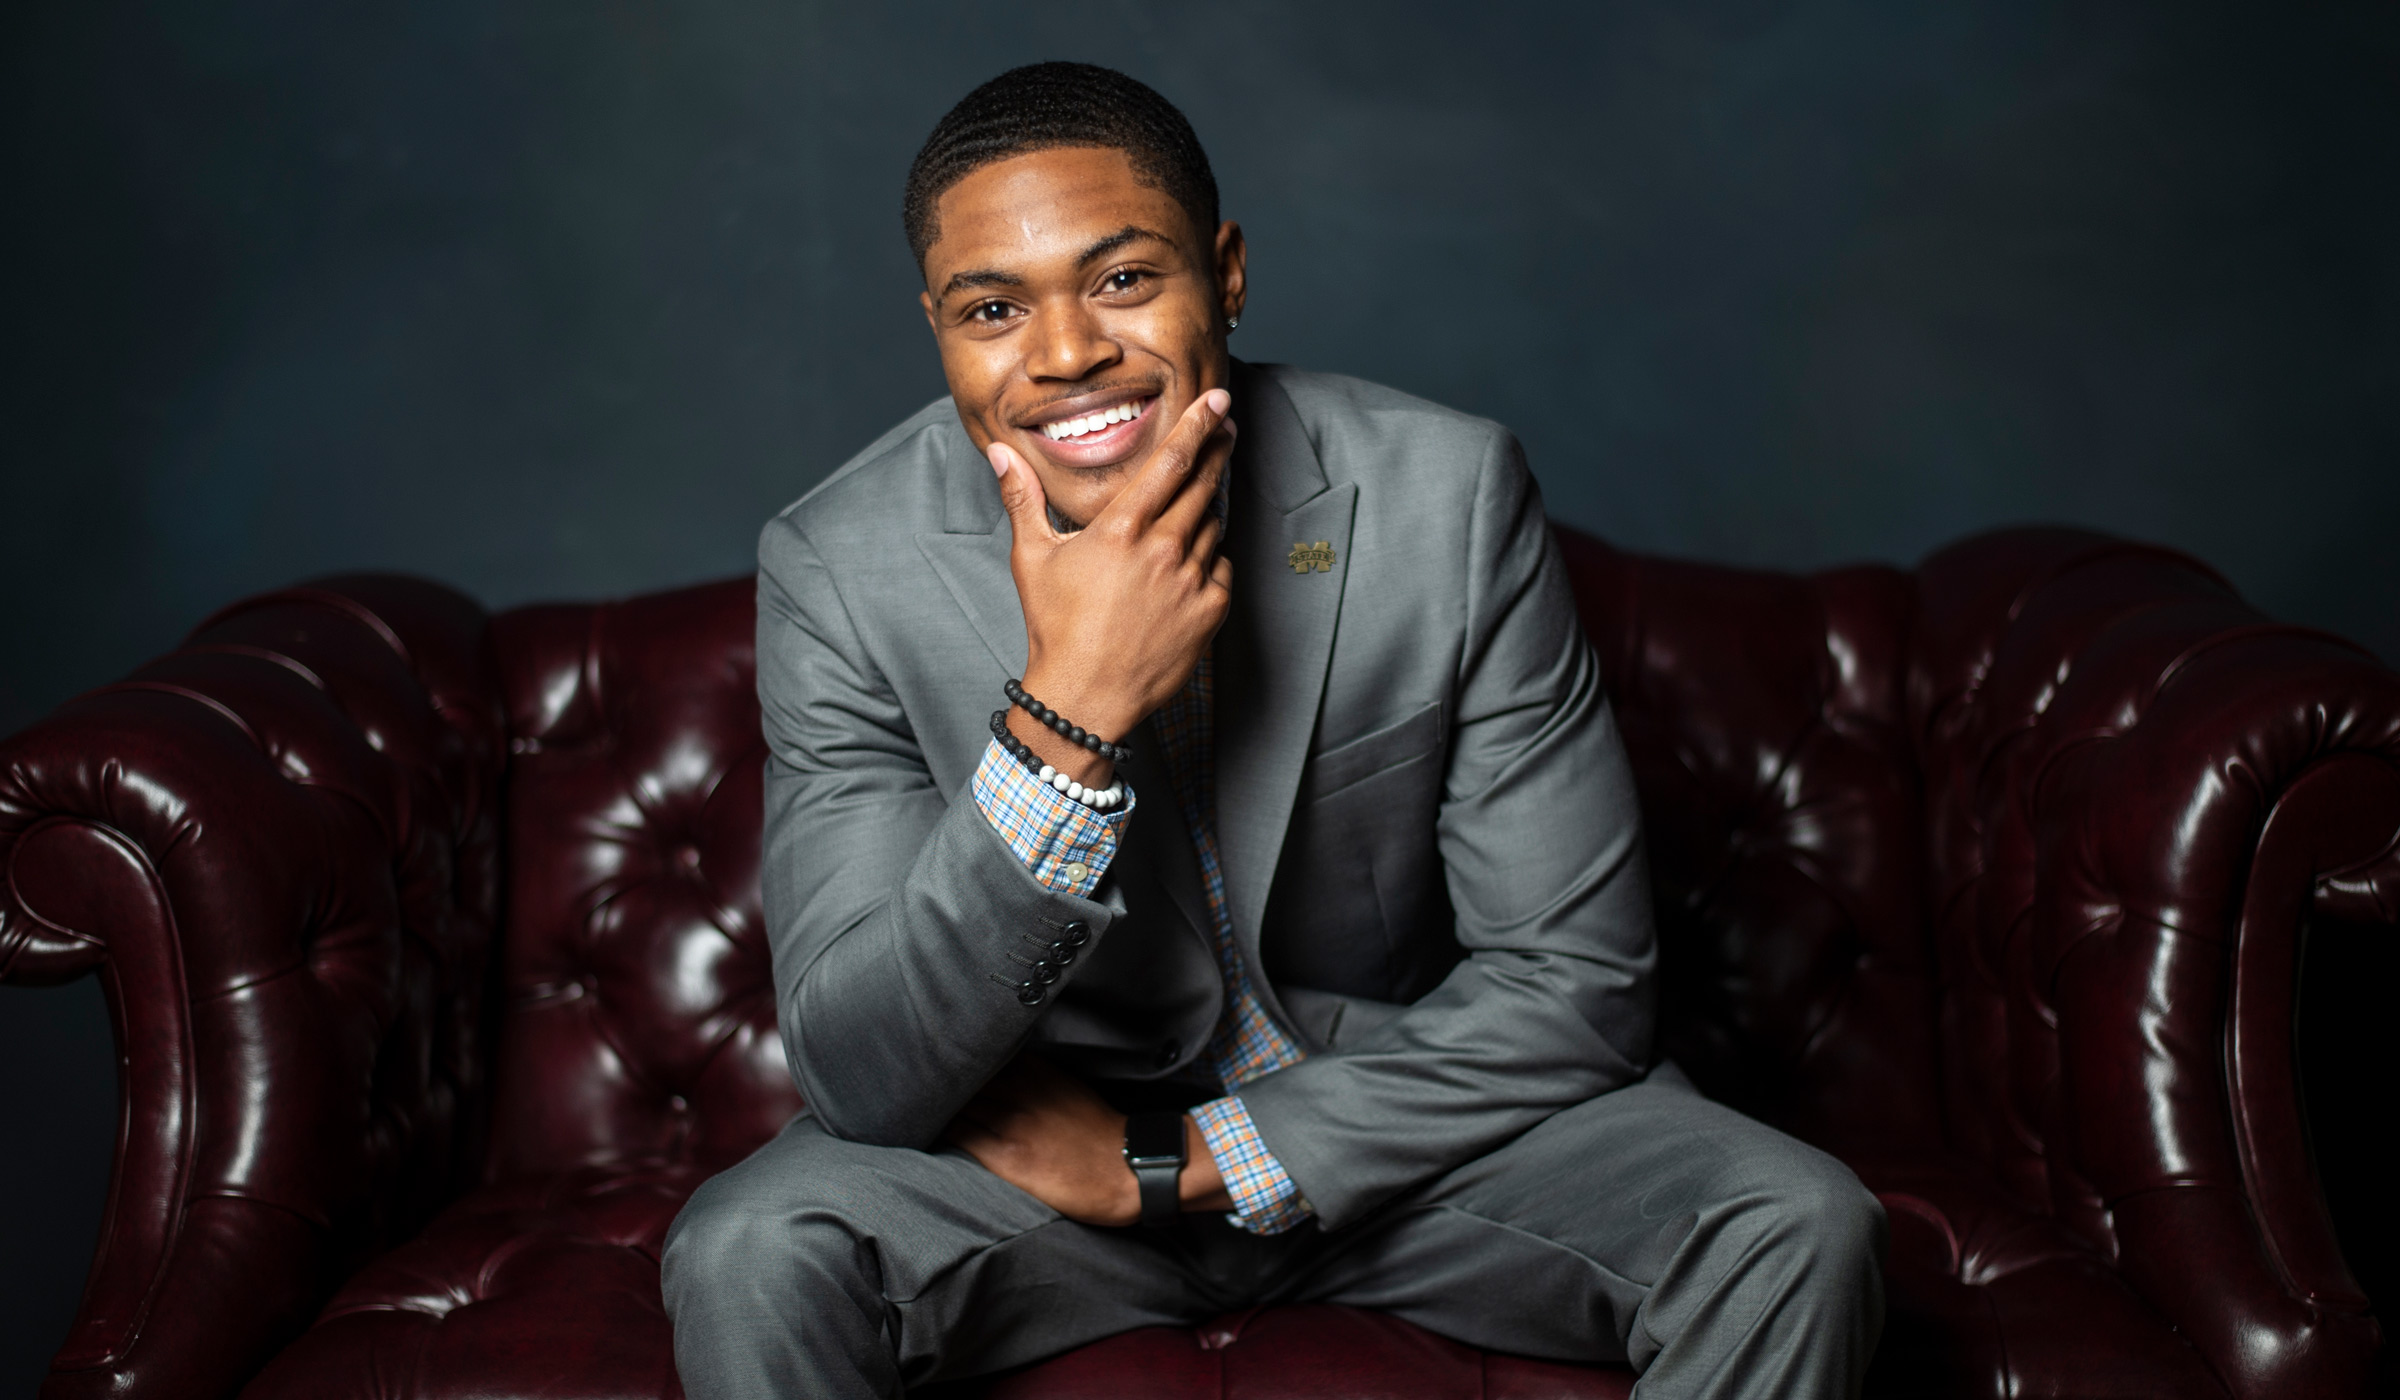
left=990, top=710, right=1124, bottom=810
left=1038, top=763, right=1124, bottom=810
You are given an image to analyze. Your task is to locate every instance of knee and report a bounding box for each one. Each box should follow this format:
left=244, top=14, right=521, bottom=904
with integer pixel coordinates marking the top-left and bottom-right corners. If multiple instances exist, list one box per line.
left=663, top=1172, right=766, bottom=1299
left=1748, top=1151, right=1885, bottom=1283
left=662, top=1165, right=874, bottom=1319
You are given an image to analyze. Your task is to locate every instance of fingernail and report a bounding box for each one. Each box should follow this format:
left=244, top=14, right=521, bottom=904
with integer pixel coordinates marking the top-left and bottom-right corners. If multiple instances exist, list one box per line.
left=1203, top=388, right=1231, bottom=415
left=986, top=443, right=1009, bottom=477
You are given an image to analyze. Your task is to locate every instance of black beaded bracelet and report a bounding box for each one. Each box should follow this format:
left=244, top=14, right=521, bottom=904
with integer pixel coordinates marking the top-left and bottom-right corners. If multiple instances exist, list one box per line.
left=990, top=710, right=1125, bottom=809
left=1004, top=679, right=1134, bottom=763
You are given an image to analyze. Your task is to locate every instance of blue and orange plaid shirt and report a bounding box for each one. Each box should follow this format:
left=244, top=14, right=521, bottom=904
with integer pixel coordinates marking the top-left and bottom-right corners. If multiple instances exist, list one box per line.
left=969, top=654, right=1312, bottom=1234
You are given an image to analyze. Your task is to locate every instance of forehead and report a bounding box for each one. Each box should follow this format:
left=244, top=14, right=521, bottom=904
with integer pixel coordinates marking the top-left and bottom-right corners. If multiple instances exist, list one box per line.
left=926, top=146, right=1195, bottom=278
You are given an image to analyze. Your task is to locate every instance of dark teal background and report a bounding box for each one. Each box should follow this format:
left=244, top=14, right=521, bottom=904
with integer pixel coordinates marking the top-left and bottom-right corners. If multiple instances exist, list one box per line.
left=3, top=1, right=2395, bottom=1388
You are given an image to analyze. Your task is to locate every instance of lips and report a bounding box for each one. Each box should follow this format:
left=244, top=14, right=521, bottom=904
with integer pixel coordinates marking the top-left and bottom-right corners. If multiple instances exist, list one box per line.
left=1021, top=395, right=1156, bottom=468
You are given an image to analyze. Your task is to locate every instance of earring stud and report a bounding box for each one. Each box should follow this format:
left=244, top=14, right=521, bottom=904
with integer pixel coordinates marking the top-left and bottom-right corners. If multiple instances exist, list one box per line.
left=1226, top=316, right=1240, bottom=332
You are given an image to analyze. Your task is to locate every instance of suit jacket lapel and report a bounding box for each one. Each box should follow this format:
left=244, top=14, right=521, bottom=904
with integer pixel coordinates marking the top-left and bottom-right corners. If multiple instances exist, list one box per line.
left=1215, top=365, right=1356, bottom=1019
left=916, top=432, right=1026, bottom=677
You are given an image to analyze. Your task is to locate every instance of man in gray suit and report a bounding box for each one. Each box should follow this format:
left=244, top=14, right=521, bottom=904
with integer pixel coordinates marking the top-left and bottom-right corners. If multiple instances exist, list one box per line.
left=664, top=62, right=1884, bottom=1398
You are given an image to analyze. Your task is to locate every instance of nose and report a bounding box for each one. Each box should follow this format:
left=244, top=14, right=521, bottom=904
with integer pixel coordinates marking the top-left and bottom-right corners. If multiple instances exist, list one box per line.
left=1021, top=294, right=1121, bottom=383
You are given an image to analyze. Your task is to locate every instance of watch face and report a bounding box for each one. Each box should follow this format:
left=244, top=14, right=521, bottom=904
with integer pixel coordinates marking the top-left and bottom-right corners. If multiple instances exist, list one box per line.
left=1124, top=1112, right=1185, bottom=1165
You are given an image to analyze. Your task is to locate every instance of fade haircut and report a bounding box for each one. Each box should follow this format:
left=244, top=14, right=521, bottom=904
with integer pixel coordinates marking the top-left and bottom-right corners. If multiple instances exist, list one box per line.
left=903, top=62, right=1219, bottom=269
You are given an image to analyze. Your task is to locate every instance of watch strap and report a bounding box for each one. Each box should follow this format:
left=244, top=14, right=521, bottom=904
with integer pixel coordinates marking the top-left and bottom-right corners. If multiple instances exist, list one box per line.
left=1123, top=1110, right=1186, bottom=1228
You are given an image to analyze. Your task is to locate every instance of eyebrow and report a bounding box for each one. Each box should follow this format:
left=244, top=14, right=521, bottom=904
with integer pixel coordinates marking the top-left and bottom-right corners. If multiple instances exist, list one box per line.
left=1074, top=224, right=1174, bottom=267
left=937, top=225, right=1177, bottom=302
left=939, top=268, right=1025, bottom=299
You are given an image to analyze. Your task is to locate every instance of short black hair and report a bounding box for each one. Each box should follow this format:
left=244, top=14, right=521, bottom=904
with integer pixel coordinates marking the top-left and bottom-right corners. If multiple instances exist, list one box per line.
left=903, top=62, right=1219, bottom=268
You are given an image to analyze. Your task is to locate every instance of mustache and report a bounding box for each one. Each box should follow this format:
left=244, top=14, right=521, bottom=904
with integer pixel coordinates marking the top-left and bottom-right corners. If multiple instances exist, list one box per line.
left=1017, top=379, right=1164, bottom=417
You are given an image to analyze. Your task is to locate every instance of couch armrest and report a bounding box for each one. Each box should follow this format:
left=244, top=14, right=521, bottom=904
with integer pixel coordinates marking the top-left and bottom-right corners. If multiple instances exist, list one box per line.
left=0, top=577, right=505, bottom=1400
left=1911, top=529, right=2394, bottom=1399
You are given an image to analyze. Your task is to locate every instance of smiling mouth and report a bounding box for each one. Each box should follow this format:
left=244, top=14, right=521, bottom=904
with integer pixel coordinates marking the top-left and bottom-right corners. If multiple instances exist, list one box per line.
left=1037, top=396, right=1153, bottom=441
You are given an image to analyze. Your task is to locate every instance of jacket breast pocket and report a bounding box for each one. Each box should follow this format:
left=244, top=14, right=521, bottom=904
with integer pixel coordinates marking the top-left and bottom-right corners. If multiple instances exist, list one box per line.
left=1264, top=701, right=1458, bottom=1004
left=1300, top=701, right=1446, bottom=803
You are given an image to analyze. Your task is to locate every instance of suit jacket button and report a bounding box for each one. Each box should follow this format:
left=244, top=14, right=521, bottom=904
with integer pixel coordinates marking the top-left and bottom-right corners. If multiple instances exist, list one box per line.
left=1061, top=921, right=1090, bottom=946
left=1015, top=984, right=1045, bottom=1007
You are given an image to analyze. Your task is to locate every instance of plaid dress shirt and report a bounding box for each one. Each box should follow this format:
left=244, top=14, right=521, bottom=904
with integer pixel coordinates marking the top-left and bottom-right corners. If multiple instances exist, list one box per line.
left=970, top=654, right=1313, bottom=1234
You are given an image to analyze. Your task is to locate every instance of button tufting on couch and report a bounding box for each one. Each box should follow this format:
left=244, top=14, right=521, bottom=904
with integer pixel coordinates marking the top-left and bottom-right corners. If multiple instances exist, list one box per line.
left=1, top=526, right=2389, bottom=1399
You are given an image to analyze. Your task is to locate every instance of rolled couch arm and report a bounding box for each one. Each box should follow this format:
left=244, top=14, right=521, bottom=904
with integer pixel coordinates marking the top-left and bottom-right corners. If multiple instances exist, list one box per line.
left=1911, top=529, right=2395, bottom=1398
left=0, top=577, right=505, bottom=1400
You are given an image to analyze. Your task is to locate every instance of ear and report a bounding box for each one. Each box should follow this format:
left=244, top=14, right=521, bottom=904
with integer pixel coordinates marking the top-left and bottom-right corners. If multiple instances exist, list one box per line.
left=920, top=288, right=939, bottom=334
left=1214, top=220, right=1247, bottom=323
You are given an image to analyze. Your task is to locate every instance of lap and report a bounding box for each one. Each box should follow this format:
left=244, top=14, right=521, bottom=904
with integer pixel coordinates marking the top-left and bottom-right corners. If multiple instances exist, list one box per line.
left=666, top=1076, right=1879, bottom=1377
left=1272, top=1065, right=1879, bottom=1362
left=664, top=1113, right=1230, bottom=1382
left=668, top=1111, right=1060, bottom=1296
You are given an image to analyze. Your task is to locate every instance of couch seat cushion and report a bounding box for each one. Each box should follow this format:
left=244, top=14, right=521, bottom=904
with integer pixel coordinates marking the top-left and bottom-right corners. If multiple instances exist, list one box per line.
left=243, top=1164, right=704, bottom=1399
left=933, top=1305, right=1634, bottom=1399
left=243, top=1167, right=1638, bottom=1399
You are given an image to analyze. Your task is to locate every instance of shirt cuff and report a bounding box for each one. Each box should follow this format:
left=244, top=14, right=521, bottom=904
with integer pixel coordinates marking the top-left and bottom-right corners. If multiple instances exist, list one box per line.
left=1192, top=1096, right=1313, bottom=1235
left=969, top=737, right=1132, bottom=899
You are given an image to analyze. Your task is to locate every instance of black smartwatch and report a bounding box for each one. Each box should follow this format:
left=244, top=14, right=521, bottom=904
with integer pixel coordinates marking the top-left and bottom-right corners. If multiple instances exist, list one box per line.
left=1122, top=1111, right=1187, bottom=1228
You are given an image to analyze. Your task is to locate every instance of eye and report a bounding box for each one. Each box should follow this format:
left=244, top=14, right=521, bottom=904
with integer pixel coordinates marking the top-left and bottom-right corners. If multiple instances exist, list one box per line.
left=968, top=299, right=1020, bottom=325
left=1102, top=269, right=1146, bottom=294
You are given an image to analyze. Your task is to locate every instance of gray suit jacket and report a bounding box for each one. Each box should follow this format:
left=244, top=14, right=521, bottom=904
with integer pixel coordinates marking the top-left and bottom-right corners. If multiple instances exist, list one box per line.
left=756, top=361, right=1657, bottom=1230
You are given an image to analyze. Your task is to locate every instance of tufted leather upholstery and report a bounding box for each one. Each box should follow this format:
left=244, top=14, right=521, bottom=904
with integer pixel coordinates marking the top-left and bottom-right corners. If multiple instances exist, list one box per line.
left=0, top=579, right=503, bottom=1398
left=4, top=526, right=2390, bottom=1399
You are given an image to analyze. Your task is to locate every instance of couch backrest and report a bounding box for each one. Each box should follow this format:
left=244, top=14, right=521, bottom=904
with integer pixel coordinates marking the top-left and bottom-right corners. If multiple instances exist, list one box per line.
left=485, top=578, right=799, bottom=1179
left=479, top=527, right=1960, bottom=1177
left=1555, top=530, right=1944, bottom=1150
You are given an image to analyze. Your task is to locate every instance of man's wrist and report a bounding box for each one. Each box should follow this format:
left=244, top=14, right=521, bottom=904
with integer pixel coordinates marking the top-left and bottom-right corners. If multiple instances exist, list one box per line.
left=1179, top=1112, right=1233, bottom=1212
left=1004, top=709, right=1115, bottom=787
left=1012, top=666, right=1139, bottom=784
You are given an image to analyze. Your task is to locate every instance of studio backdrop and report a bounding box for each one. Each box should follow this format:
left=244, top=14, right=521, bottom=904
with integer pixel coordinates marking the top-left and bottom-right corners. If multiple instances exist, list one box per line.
left=2, top=1, right=2394, bottom=1392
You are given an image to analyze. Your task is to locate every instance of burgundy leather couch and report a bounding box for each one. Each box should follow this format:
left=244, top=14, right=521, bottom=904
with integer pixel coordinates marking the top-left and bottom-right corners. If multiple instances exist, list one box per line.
left=1, top=525, right=2390, bottom=1399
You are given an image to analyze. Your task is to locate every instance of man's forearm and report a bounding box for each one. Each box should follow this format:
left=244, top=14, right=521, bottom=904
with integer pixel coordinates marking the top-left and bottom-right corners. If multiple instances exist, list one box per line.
left=770, top=784, right=1122, bottom=1148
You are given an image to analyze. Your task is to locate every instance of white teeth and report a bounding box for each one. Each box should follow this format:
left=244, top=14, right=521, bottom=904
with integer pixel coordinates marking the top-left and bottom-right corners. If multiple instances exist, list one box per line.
left=1040, top=399, right=1147, bottom=441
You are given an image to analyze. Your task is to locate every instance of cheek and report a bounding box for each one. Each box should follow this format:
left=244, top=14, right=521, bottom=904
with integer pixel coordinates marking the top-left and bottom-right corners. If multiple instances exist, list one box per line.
left=935, top=339, right=1011, bottom=420
left=1109, top=294, right=1215, bottom=363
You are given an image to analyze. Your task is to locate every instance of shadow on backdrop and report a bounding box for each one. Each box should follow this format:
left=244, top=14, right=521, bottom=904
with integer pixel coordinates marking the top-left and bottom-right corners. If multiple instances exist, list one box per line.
left=3, top=0, right=2395, bottom=1390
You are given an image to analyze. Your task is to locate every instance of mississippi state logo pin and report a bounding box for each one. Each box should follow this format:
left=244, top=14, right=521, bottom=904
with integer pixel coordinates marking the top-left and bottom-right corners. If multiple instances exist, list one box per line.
left=1287, top=541, right=1336, bottom=574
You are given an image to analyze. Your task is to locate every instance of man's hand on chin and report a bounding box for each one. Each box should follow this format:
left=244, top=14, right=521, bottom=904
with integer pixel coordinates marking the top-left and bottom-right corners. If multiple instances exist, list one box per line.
left=985, top=388, right=1236, bottom=787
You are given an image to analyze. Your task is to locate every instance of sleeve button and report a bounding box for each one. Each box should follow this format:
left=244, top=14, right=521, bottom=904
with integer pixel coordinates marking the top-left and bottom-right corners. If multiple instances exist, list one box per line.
left=1062, top=861, right=1090, bottom=885
left=1061, top=921, right=1091, bottom=946
left=1015, top=983, right=1045, bottom=1007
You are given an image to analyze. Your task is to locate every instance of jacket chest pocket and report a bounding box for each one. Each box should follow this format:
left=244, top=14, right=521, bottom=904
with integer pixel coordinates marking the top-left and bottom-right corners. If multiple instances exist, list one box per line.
left=1262, top=702, right=1458, bottom=1003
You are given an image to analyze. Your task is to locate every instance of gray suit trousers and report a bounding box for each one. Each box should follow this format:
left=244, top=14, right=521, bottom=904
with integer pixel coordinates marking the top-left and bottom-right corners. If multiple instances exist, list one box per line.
left=661, top=1066, right=1886, bottom=1400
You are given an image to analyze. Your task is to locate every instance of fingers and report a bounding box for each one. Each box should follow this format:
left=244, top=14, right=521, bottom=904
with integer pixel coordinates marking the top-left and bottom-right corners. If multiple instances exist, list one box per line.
left=988, top=442, right=1058, bottom=547
left=1104, top=388, right=1231, bottom=528
left=1186, top=512, right=1224, bottom=571
left=1157, top=416, right=1235, bottom=543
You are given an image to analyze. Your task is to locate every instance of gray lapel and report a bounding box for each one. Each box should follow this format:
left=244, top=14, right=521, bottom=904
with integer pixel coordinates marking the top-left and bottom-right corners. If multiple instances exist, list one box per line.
left=916, top=430, right=1027, bottom=677
left=917, top=527, right=1026, bottom=679
left=1215, top=365, right=1356, bottom=1019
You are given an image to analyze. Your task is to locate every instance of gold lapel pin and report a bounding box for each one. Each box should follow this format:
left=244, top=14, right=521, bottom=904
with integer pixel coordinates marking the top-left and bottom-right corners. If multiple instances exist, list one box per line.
left=1288, top=541, right=1335, bottom=574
